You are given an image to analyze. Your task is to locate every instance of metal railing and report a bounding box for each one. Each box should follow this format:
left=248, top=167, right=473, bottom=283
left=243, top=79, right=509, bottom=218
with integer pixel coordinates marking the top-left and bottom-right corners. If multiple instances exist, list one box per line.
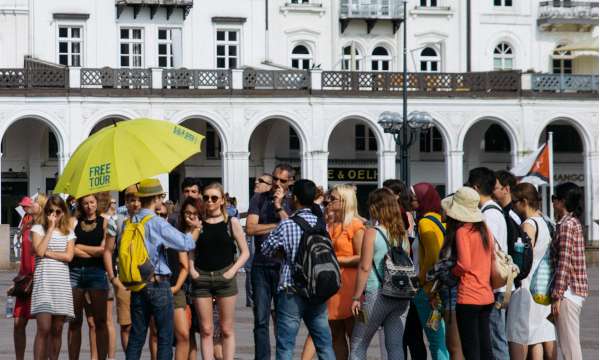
left=162, top=68, right=231, bottom=89
left=80, top=68, right=152, bottom=88
left=243, top=69, right=309, bottom=90
left=532, top=73, right=599, bottom=92
left=321, top=71, right=522, bottom=93
left=340, top=0, right=404, bottom=18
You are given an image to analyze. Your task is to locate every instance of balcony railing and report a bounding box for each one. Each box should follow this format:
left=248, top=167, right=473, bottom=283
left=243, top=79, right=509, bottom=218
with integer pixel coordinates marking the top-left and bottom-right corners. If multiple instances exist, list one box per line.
left=538, top=1, right=599, bottom=29
left=81, top=68, right=152, bottom=88
left=532, top=73, right=599, bottom=92
left=162, top=69, right=231, bottom=89
left=340, top=0, right=404, bottom=19
left=243, top=69, right=309, bottom=90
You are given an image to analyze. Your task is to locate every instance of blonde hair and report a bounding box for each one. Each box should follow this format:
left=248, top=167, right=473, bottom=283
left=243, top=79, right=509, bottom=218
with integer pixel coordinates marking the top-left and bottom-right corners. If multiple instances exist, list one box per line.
left=331, top=184, right=359, bottom=228
left=33, top=193, right=48, bottom=224
left=368, top=188, right=406, bottom=247
left=203, top=182, right=228, bottom=222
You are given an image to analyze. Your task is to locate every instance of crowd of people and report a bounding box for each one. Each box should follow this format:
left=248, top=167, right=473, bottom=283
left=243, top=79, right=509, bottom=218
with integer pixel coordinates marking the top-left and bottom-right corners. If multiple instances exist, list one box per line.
left=7, top=163, right=589, bottom=360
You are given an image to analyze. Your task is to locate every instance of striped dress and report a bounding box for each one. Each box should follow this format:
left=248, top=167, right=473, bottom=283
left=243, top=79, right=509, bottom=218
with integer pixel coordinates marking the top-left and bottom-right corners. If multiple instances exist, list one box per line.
left=30, top=224, right=75, bottom=319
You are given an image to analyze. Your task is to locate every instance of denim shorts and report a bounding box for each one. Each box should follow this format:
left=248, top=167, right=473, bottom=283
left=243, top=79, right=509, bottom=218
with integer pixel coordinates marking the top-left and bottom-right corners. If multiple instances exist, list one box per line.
left=191, top=265, right=237, bottom=298
left=69, top=266, right=109, bottom=290
left=440, top=286, right=458, bottom=312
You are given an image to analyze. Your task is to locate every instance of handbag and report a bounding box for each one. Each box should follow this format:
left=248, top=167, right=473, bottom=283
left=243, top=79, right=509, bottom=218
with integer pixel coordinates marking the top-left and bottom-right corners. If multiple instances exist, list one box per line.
left=8, top=274, right=33, bottom=299
left=491, top=238, right=519, bottom=308
left=529, top=218, right=554, bottom=306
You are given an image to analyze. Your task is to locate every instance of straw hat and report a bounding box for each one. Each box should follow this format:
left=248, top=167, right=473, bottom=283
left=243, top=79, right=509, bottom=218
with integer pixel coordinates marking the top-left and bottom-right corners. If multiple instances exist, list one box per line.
left=124, top=184, right=139, bottom=196
left=441, top=186, right=483, bottom=223
left=135, top=179, right=165, bottom=198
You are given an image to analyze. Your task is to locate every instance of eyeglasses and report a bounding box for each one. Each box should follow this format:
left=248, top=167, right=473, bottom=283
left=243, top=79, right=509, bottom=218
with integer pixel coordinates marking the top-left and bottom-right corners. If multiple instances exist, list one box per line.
left=110, top=201, right=117, bottom=205
left=46, top=208, right=63, bottom=216
left=328, top=197, right=341, bottom=203
left=272, top=176, right=289, bottom=184
left=551, top=195, right=559, bottom=202
left=155, top=212, right=168, bottom=218
left=256, top=178, right=272, bottom=186
left=203, top=195, right=220, bottom=203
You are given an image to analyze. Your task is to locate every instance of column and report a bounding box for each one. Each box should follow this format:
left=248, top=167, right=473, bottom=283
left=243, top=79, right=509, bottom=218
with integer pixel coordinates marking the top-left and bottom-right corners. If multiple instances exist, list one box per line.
left=585, top=151, right=598, bottom=243
left=446, top=150, right=464, bottom=194
left=223, top=151, right=250, bottom=212
left=0, top=151, right=2, bottom=224
left=301, top=150, right=328, bottom=188
left=377, top=150, right=397, bottom=187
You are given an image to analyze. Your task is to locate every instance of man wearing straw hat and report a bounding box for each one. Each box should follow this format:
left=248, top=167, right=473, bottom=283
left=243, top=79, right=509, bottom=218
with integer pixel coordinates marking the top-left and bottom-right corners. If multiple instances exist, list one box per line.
left=123, top=179, right=201, bottom=360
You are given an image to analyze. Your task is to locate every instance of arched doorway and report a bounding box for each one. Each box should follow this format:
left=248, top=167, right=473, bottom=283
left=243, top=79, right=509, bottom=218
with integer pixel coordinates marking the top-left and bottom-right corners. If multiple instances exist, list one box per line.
left=327, top=118, right=379, bottom=217
left=89, top=117, right=126, bottom=135
left=248, top=118, right=302, bottom=198
left=170, top=118, right=224, bottom=202
left=408, top=124, right=448, bottom=197
left=1, top=118, right=62, bottom=226
left=462, top=119, right=515, bottom=182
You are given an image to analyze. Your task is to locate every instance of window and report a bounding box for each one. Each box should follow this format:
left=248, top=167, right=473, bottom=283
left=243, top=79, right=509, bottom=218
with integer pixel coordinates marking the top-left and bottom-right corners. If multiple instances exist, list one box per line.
left=289, top=127, right=300, bottom=151
left=547, top=125, right=582, bottom=153
left=484, top=124, right=511, bottom=152
left=291, top=45, right=312, bottom=70
left=355, top=124, right=377, bottom=151
left=216, top=30, right=239, bottom=69
left=58, top=26, right=82, bottom=66
left=552, top=48, right=573, bottom=74
left=371, top=46, right=391, bottom=71
left=48, top=131, right=58, bottom=159
left=420, top=127, right=443, bottom=152
left=206, top=124, right=221, bottom=159
left=158, top=29, right=174, bottom=68
left=493, top=42, right=514, bottom=70
left=420, top=0, right=438, bottom=6
left=342, top=45, right=362, bottom=70
left=120, top=28, right=144, bottom=68
left=419, top=47, right=440, bottom=72
left=493, top=0, right=512, bottom=6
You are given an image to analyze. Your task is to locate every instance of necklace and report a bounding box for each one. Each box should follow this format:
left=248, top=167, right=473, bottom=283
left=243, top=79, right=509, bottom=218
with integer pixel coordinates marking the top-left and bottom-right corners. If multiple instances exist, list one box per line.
left=80, top=217, right=97, bottom=232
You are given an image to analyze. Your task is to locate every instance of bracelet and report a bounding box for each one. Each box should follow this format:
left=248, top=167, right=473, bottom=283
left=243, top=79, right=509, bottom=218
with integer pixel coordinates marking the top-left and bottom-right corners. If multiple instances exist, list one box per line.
left=352, top=296, right=361, bottom=301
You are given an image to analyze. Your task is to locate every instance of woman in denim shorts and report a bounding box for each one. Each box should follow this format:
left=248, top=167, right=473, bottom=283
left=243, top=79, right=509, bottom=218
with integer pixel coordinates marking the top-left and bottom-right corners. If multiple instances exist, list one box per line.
left=189, top=183, right=250, bottom=360
left=69, top=194, right=109, bottom=360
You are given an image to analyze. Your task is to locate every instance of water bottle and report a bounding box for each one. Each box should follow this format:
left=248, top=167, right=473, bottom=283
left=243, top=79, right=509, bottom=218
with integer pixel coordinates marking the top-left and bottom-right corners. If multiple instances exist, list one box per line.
left=426, top=304, right=443, bottom=331
left=5, top=296, right=15, bottom=319
left=513, top=237, right=525, bottom=271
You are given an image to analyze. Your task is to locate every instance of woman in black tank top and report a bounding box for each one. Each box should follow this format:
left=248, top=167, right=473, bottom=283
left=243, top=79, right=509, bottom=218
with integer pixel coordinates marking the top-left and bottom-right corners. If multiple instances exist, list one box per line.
left=189, top=183, right=249, bottom=360
left=70, top=194, right=109, bottom=360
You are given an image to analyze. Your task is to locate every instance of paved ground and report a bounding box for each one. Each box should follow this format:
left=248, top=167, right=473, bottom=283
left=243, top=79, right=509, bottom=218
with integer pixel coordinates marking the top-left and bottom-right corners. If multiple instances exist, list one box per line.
left=0, top=266, right=597, bottom=359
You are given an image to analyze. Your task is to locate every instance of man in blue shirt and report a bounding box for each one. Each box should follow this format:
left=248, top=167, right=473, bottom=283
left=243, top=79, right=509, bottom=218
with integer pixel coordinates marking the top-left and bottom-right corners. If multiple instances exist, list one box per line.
left=262, top=179, right=335, bottom=360
left=124, top=179, right=200, bottom=360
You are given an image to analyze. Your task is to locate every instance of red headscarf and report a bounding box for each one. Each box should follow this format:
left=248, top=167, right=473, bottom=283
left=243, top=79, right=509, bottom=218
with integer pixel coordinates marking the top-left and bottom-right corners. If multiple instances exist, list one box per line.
left=413, top=182, right=442, bottom=219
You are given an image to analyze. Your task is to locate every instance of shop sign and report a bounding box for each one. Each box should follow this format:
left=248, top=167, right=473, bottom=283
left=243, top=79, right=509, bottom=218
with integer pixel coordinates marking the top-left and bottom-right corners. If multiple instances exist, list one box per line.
left=328, top=168, right=377, bottom=182
left=554, top=173, right=584, bottom=184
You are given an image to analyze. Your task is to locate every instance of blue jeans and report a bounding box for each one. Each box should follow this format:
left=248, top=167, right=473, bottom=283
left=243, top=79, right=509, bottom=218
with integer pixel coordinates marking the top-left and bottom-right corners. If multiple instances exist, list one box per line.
left=489, top=292, right=509, bottom=360
left=126, top=281, right=174, bottom=360
left=244, top=236, right=255, bottom=307
left=275, top=290, right=335, bottom=360
left=413, top=289, right=449, bottom=360
left=251, top=264, right=280, bottom=360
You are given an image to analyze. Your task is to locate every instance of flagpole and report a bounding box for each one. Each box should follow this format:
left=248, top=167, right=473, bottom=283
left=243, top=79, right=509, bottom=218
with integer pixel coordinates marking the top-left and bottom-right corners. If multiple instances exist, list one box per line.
left=548, top=131, right=554, bottom=221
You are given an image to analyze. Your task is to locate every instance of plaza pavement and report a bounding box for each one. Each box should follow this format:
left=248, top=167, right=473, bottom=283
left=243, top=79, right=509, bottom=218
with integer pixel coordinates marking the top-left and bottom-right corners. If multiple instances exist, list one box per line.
left=0, top=266, right=596, bottom=359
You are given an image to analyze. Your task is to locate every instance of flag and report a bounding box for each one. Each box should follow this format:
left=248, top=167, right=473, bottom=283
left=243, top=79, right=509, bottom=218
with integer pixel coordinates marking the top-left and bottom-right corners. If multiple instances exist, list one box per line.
left=511, top=143, right=550, bottom=186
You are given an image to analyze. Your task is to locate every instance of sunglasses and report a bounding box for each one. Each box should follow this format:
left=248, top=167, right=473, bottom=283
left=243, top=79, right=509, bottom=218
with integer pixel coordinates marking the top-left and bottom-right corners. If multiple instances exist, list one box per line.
left=155, top=211, right=168, bottom=218
left=46, top=208, right=63, bottom=215
left=257, top=178, right=272, bottom=186
left=203, top=195, right=221, bottom=203
left=272, top=176, right=289, bottom=184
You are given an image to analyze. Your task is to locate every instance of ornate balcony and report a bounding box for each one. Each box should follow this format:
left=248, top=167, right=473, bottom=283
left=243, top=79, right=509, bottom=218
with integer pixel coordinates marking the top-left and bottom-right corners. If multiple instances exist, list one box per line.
left=115, top=0, right=193, bottom=20
left=538, top=1, right=599, bottom=31
left=532, top=73, right=599, bottom=92
left=339, top=0, right=404, bottom=34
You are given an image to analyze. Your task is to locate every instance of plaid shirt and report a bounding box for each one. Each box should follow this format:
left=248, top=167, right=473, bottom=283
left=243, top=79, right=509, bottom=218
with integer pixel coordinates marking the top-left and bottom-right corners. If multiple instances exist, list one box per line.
left=261, top=209, right=317, bottom=291
left=551, top=213, right=588, bottom=301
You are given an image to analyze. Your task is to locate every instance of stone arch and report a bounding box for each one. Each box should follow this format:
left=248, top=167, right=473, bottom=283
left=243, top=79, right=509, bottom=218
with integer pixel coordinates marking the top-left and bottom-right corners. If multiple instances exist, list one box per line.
left=245, top=112, right=310, bottom=153
left=1, top=112, right=67, bottom=162
left=323, top=112, right=387, bottom=152
left=458, top=114, right=519, bottom=157
left=173, top=113, right=230, bottom=153
left=534, top=115, right=593, bottom=154
left=84, top=110, right=139, bottom=137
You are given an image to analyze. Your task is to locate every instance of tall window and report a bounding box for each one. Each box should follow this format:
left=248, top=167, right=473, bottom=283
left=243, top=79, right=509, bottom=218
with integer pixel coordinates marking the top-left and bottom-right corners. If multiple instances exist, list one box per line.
left=419, top=47, right=440, bottom=72
left=291, top=45, right=312, bottom=70
left=494, top=0, right=512, bottom=6
left=553, top=49, right=573, bottom=74
left=420, top=127, right=443, bottom=152
left=289, top=127, right=300, bottom=151
left=206, top=123, right=221, bottom=159
left=48, top=131, right=58, bottom=159
left=420, top=0, right=438, bottom=6
left=120, top=28, right=144, bottom=68
left=342, top=45, right=362, bottom=70
left=216, top=30, right=239, bottom=69
left=158, top=29, right=174, bottom=68
left=484, top=124, right=511, bottom=152
left=371, top=46, right=391, bottom=71
left=493, top=42, right=514, bottom=70
left=355, top=124, right=377, bottom=151
left=58, top=26, right=82, bottom=66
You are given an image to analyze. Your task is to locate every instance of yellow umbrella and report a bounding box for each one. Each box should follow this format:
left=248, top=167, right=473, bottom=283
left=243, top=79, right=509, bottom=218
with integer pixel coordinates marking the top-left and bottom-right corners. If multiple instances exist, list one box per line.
left=54, top=118, right=204, bottom=198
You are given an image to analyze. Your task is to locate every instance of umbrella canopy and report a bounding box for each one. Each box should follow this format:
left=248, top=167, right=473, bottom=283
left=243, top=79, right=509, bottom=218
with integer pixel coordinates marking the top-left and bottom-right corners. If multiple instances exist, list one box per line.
left=54, top=118, right=204, bottom=198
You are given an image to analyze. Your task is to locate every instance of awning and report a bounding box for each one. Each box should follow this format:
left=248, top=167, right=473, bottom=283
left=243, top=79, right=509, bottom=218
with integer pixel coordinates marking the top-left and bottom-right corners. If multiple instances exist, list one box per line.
left=558, top=38, right=598, bottom=52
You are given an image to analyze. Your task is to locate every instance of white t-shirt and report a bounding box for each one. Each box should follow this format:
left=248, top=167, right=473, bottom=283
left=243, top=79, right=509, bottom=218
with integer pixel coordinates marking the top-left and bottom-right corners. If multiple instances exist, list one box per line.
left=482, top=200, right=508, bottom=293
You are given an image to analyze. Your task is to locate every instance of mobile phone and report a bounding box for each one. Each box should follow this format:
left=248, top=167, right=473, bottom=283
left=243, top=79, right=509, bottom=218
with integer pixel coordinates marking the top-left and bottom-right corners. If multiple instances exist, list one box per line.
left=546, top=313, right=555, bottom=325
left=355, top=308, right=368, bottom=324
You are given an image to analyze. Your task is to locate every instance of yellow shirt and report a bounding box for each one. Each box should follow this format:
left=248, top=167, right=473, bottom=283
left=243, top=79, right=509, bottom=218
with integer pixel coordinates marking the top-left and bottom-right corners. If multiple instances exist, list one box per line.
left=417, top=212, right=445, bottom=294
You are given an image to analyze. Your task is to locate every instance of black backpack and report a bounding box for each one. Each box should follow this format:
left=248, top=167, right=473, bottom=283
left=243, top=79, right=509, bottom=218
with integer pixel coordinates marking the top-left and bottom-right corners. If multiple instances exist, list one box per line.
left=482, top=205, right=534, bottom=288
left=291, top=215, right=341, bottom=304
left=373, top=227, right=419, bottom=299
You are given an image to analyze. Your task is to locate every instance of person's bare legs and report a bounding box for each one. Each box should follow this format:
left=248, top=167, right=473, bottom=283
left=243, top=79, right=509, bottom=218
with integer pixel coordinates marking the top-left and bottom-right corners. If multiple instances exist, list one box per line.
left=13, top=316, right=29, bottom=360
left=216, top=295, right=236, bottom=360
left=120, top=324, right=131, bottom=352
left=509, top=342, right=529, bottom=360
left=174, top=307, right=190, bottom=360
left=86, top=312, right=97, bottom=360
left=528, top=343, right=545, bottom=360
left=301, top=336, right=316, bottom=360
left=195, top=297, right=215, bottom=360
left=34, top=313, right=52, bottom=360
left=149, top=318, right=157, bottom=360
left=106, top=299, right=116, bottom=359
left=68, top=288, right=86, bottom=360
left=49, top=315, right=66, bottom=360
left=542, top=341, right=556, bottom=360
left=445, top=311, right=464, bottom=360
left=88, top=290, right=109, bottom=360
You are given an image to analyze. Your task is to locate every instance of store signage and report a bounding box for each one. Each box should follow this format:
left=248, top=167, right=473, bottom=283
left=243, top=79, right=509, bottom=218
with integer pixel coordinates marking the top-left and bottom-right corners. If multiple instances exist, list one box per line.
left=328, top=168, right=377, bottom=182
left=554, top=173, right=584, bottom=183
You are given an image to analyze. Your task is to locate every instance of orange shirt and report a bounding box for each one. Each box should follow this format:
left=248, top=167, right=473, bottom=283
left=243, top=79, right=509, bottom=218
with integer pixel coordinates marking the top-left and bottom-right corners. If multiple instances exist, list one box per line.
left=451, top=224, right=494, bottom=305
left=327, top=218, right=365, bottom=320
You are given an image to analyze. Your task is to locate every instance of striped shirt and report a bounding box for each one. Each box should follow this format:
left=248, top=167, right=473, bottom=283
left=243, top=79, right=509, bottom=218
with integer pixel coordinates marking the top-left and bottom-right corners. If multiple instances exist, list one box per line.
left=551, top=213, right=588, bottom=301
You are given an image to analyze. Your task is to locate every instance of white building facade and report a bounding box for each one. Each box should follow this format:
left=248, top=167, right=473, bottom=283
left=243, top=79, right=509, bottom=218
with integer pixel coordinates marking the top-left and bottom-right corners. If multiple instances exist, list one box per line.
left=0, top=0, right=598, bottom=240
